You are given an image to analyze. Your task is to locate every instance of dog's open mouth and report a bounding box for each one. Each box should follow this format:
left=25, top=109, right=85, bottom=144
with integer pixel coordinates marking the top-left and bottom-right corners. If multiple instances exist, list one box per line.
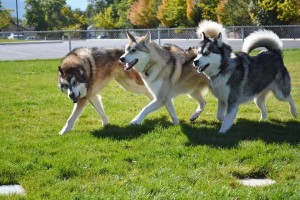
left=125, top=59, right=138, bottom=70
left=70, top=92, right=80, bottom=103
left=197, top=64, right=210, bottom=73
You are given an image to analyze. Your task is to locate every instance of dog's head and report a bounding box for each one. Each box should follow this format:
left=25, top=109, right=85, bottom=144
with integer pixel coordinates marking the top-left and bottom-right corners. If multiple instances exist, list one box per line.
left=193, top=32, right=224, bottom=78
left=57, top=60, right=88, bottom=103
left=119, top=31, right=151, bottom=73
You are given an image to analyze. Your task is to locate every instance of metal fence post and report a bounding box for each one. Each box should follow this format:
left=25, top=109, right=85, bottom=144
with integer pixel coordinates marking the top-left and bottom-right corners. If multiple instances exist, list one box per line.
left=241, top=27, right=244, bottom=41
left=68, top=31, right=71, bottom=52
left=158, top=28, right=161, bottom=45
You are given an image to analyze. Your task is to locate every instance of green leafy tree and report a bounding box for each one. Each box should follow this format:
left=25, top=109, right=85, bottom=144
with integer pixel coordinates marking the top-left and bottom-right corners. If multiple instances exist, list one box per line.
left=25, top=0, right=48, bottom=30
left=26, top=0, right=87, bottom=30
left=217, top=0, right=253, bottom=26
left=157, top=0, right=188, bottom=27
left=0, top=8, right=12, bottom=30
left=249, top=0, right=300, bottom=25
left=128, top=0, right=159, bottom=28
left=114, top=0, right=134, bottom=28
left=196, top=0, right=219, bottom=21
left=94, top=5, right=117, bottom=29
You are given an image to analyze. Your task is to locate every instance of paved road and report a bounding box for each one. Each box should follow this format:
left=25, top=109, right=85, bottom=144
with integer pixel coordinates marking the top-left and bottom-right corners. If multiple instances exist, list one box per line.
left=0, top=39, right=300, bottom=60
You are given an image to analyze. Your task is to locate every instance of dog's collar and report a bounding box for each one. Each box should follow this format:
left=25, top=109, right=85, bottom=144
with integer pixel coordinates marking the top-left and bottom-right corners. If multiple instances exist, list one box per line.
left=144, top=62, right=156, bottom=77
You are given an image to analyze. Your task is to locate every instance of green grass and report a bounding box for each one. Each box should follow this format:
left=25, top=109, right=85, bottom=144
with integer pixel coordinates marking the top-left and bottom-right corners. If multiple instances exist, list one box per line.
left=0, top=39, right=26, bottom=43
left=0, top=49, right=300, bottom=199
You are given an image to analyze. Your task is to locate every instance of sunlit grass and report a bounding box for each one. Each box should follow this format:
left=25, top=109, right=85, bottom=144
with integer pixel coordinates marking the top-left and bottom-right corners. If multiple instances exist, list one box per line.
left=0, top=50, right=299, bottom=199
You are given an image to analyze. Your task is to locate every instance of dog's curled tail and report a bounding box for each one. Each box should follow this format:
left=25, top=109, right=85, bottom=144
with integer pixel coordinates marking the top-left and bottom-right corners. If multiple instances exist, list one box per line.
left=196, top=20, right=227, bottom=41
left=242, top=30, right=283, bottom=55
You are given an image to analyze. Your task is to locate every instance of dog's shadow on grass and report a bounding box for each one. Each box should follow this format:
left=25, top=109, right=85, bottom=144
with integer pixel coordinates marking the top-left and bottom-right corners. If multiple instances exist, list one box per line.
left=181, top=118, right=300, bottom=148
left=91, top=116, right=300, bottom=148
left=91, top=116, right=173, bottom=140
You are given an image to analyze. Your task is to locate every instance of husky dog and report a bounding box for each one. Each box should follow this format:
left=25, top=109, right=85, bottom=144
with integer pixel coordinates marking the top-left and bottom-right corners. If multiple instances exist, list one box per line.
left=58, top=47, right=152, bottom=135
left=119, top=32, right=209, bottom=125
left=193, top=20, right=298, bottom=133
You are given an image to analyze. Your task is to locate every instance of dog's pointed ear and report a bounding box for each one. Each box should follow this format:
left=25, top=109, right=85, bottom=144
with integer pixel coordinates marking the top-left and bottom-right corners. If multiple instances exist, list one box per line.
left=58, top=66, right=64, bottom=76
left=143, top=31, right=151, bottom=43
left=217, top=32, right=223, bottom=47
left=126, top=31, right=136, bottom=42
left=202, top=32, right=209, bottom=41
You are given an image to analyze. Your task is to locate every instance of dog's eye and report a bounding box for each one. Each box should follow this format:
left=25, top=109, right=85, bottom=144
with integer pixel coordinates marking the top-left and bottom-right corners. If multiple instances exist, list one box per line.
left=61, top=84, right=68, bottom=88
left=72, top=81, right=79, bottom=86
left=203, top=51, right=211, bottom=56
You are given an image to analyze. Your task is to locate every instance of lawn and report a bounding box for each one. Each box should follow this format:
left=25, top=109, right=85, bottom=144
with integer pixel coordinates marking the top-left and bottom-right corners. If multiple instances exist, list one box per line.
left=0, top=49, right=299, bottom=199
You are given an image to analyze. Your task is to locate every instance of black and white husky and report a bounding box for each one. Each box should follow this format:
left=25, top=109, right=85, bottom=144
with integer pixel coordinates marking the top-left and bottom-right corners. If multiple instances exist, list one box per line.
left=193, top=20, right=298, bottom=133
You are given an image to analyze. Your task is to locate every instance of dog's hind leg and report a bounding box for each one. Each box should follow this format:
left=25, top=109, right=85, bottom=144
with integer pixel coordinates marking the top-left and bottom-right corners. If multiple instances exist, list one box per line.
left=189, top=90, right=206, bottom=121
left=130, top=99, right=164, bottom=125
left=254, top=90, right=271, bottom=121
left=59, top=98, right=88, bottom=135
left=89, top=94, right=109, bottom=126
left=287, top=96, right=298, bottom=118
left=165, top=98, right=179, bottom=124
left=272, top=87, right=298, bottom=118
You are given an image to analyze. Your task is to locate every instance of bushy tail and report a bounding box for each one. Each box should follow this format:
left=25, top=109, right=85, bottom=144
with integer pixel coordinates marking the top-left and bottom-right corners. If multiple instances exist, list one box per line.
left=196, top=20, right=228, bottom=41
left=242, top=30, right=283, bottom=55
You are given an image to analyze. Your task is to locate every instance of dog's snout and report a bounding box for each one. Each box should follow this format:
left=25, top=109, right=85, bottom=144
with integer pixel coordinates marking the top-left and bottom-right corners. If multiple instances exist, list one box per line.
left=119, top=56, right=125, bottom=63
left=193, top=59, right=199, bottom=66
left=69, top=92, right=75, bottom=99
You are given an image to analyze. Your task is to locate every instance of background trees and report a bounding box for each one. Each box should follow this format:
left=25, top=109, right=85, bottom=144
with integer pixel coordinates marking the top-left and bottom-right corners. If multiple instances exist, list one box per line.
left=0, top=7, right=12, bottom=30
left=19, top=0, right=300, bottom=30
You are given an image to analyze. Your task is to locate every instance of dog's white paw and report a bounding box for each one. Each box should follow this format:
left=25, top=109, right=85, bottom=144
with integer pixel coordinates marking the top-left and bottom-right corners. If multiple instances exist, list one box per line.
left=218, top=126, right=229, bottom=134
left=59, top=127, right=71, bottom=135
left=172, top=118, right=179, bottom=125
left=102, top=120, right=109, bottom=126
left=130, top=118, right=142, bottom=126
left=189, top=114, right=199, bottom=121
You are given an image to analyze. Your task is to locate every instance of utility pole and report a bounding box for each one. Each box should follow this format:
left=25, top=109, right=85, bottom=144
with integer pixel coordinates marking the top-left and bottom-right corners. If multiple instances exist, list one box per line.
left=16, top=0, right=19, bottom=32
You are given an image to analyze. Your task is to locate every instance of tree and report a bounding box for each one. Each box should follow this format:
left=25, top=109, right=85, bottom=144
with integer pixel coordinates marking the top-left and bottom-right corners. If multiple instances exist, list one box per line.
left=25, top=0, right=48, bottom=30
left=25, top=0, right=87, bottom=30
left=128, top=0, right=159, bottom=28
left=186, top=0, right=202, bottom=26
left=0, top=8, right=12, bottom=30
left=196, top=0, right=219, bottom=22
left=94, top=5, right=117, bottom=29
left=249, top=0, right=300, bottom=25
left=157, top=0, right=188, bottom=27
left=217, top=0, right=253, bottom=26
left=115, top=0, right=134, bottom=28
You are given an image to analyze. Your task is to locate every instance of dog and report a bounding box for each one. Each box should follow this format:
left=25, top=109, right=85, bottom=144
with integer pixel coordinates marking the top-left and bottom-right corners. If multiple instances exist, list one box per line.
left=119, top=31, right=209, bottom=125
left=193, top=20, right=298, bottom=133
left=57, top=47, right=152, bottom=135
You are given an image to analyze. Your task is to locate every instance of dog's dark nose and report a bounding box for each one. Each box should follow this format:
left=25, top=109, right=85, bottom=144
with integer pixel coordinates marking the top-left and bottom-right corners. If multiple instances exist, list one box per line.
left=193, top=60, right=199, bottom=66
left=69, top=92, right=75, bottom=99
left=119, top=56, right=125, bottom=63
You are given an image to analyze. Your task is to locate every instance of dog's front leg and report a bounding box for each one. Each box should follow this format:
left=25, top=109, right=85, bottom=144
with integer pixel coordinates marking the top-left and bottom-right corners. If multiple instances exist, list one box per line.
left=89, top=95, right=109, bottom=126
left=217, top=100, right=227, bottom=121
left=219, top=102, right=238, bottom=134
left=130, top=99, right=164, bottom=125
left=59, top=98, right=88, bottom=135
left=165, top=98, right=179, bottom=124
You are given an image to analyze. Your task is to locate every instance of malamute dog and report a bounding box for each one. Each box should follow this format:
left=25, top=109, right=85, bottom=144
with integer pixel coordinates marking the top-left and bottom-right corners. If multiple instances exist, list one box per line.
left=193, top=20, right=298, bottom=133
left=119, top=32, right=209, bottom=125
left=58, top=47, right=152, bottom=135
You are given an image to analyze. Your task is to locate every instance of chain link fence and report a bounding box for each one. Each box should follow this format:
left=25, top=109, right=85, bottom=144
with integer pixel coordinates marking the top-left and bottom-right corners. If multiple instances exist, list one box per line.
left=0, top=25, right=299, bottom=60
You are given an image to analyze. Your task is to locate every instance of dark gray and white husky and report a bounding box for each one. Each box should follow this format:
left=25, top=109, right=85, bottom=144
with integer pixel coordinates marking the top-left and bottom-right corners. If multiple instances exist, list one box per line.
left=193, top=20, right=298, bottom=133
